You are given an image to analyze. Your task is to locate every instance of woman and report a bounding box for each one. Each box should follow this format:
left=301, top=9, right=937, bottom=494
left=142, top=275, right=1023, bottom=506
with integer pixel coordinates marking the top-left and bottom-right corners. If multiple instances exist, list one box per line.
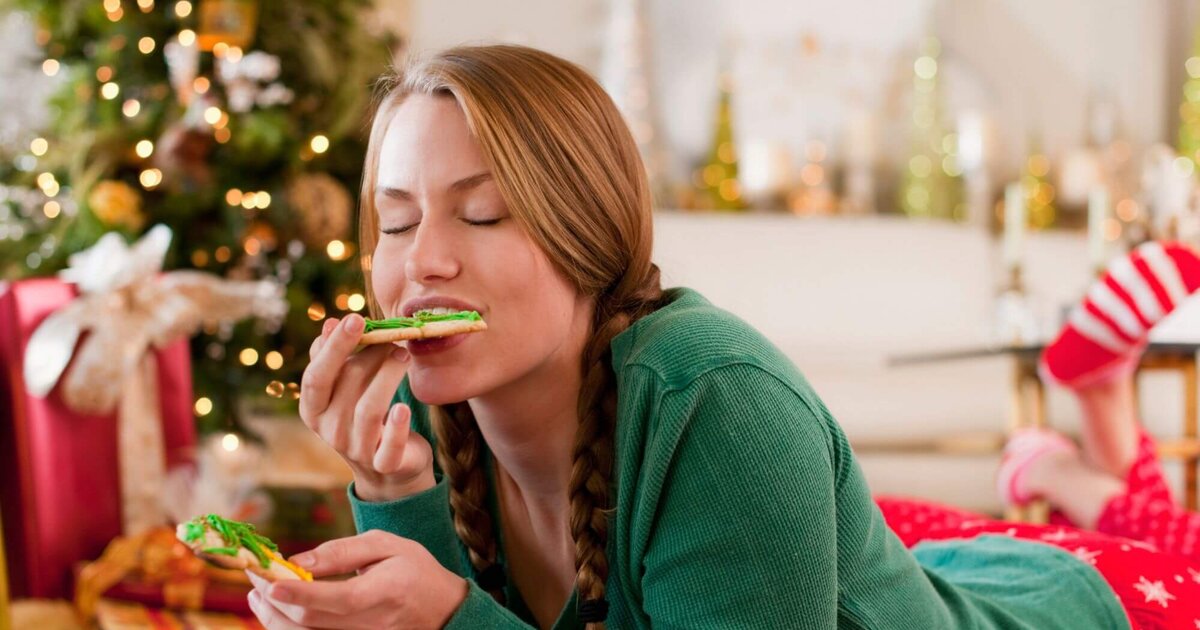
left=245, top=45, right=1197, bottom=629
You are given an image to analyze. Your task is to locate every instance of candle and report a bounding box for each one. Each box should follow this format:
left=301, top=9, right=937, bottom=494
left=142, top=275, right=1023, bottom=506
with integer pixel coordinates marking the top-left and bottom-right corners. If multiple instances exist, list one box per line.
left=1088, top=188, right=1109, bottom=271
left=1003, top=182, right=1025, bottom=269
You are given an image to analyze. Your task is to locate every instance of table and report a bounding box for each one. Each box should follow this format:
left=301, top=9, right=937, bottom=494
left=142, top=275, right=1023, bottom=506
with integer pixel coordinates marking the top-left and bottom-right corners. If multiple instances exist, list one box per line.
left=890, top=343, right=1200, bottom=522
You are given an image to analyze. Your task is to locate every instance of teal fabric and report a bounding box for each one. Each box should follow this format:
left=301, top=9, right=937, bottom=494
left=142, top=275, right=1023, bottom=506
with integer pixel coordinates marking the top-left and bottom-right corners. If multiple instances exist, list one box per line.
left=349, top=288, right=1129, bottom=629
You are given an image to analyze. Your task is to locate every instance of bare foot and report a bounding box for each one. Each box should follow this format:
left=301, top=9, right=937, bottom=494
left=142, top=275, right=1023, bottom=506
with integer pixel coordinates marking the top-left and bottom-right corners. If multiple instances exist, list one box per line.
left=1023, top=446, right=1124, bottom=529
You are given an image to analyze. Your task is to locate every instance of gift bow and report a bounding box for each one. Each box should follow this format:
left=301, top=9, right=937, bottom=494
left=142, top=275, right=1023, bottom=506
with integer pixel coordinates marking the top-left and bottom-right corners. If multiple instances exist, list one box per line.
left=22, top=224, right=287, bottom=534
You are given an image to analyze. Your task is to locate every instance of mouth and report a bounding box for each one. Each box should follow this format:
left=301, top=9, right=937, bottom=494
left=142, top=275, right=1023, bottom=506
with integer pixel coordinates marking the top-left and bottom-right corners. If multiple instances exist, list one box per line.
left=400, top=296, right=483, bottom=318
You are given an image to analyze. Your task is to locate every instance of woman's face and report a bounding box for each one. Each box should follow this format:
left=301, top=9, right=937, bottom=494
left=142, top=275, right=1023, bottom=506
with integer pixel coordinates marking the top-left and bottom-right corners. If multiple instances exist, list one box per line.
left=371, top=94, right=590, bottom=405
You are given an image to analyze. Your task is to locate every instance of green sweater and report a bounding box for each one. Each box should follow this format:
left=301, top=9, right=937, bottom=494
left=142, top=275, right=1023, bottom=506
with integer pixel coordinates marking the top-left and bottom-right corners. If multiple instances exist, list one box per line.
left=350, top=288, right=1129, bottom=629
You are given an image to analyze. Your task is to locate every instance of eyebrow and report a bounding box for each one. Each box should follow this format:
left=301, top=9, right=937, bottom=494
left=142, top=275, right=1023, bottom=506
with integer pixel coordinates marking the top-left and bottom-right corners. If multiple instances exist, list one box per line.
left=376, top=172, right=493, bottom=201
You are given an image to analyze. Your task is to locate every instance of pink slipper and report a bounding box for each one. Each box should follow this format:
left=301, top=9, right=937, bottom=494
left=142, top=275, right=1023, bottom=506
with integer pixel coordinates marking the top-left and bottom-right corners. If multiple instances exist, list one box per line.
left=996, top=428, right=1079, bottom=506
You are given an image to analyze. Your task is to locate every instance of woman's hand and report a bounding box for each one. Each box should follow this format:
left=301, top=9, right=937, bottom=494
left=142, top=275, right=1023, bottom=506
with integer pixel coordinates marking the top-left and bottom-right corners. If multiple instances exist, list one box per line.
left=246, top=530, right=469, bottom=630
left=302, top=314, right=435, bottom=502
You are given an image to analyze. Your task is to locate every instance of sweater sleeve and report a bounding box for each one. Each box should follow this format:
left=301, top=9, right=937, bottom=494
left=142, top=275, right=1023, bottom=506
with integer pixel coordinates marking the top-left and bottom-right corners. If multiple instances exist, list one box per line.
left=640, top=364, right=839, bottom=627
left=348, top=477, right=467, bottom=576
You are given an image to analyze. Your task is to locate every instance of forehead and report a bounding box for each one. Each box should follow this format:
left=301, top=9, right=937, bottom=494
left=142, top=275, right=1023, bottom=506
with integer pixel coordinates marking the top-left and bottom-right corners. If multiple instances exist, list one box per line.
left=376, top=94, right=489, bottom=189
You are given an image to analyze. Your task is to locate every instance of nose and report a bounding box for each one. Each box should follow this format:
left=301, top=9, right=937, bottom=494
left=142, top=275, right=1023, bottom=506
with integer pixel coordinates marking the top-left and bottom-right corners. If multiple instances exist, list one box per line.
left=404, top=217, right=461, bottom=284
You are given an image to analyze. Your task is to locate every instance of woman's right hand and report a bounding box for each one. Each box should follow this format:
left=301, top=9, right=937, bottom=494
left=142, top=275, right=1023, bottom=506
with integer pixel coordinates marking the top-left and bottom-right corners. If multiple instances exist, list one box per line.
left=301, top=313, right=435, bottom=502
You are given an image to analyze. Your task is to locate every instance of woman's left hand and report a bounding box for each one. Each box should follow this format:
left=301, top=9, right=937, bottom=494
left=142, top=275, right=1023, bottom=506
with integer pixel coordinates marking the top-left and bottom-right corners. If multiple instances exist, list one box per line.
left=246, top=530, right=470, bottom=630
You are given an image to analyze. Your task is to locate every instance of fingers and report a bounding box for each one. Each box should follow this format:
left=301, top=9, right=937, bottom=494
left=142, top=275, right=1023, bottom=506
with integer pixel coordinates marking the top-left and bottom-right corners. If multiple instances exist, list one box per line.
left=288, top=530, right=408, bottom=579
left=373, top=403, right=413, bottom=474
left=248, top=570, right=347, bottom=628
left=299, top=315, right=365, bottom=420
left=308, top=318, right=339, bottom=361
left=248, top=584, right=311, bottom=630
left=346, top=346, right=410, bottom=464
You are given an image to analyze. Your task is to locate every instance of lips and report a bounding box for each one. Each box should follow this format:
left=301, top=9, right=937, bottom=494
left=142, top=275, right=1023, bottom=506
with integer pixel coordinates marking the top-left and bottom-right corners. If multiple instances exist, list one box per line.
left=400, top=296, right=483, bottom=318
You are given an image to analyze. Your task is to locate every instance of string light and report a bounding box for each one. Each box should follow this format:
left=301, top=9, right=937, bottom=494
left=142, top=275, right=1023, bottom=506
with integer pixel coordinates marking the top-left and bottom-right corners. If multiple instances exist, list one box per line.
left=244, top=237, right=261, bottom=256
left=214, top=246, right=231, bottom=263
left=194, top=396, right=213, bottom=416
left=138, top=36, right=156, bottom=54
left=103, top=0, right=121, bottom=11
left=192, top=249, right=209, bottom=266
left=178, top=29, right=196, bottom=46
left=265, top=351, right=284, bottom=370
left=221, top=432, right=240, bottom=451
left=193, top=77, right=210, bottom=94
left=175, top=0, right=192, bottom=17
left=335, top=293, right=350, bottom=310
left=240, top=192, right=258, bottom=209
left=36, top=172, right=56, bottom=188
left=1116, top=199, right=1140, bottom=222
left=43, top=201, right=61, bottom=219
left=213, top=42, right=229, bottom=57
left=255, top=192, right=271, bottom=208
left=107, top=7, right=123, bottom=21
left=1104, top=218, right=1122, bottom=241
left=214, top=127, right=231, bottom=143
left=122, top=99, right=140, bottom=117
left=310, top=135, right=330, bottom=154
left=266, top=380, right=285, bottom=397
left=225, top=188, right=243, bottom=206
left=42, top=59, right=60, bottom=76
left=101, top=82, right=120, bottom=100
left=348, top=293, right=366, bottom=312
left=139, top=168, right=162, bottom=189
left=307, top=303, right=326, bottom=321
left=226, top=46, right=243, bottom=63
left=286, top=382, right=301, bottom=400
left=30, top=138, right=48, bottom=156
left=204, top=106, right=222, bottom=125
left=96, top=66, right=113, bottom=82
left=135, top=139, right=154, bottom=158
left=239, top=348, right=259, bottom=366
left=137, top=0, right=154, bottom=11
left=326, top=239, right=347, bottom=260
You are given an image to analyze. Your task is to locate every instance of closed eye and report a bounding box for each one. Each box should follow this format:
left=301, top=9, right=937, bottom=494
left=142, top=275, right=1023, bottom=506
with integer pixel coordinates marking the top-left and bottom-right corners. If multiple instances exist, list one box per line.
left=381, top=223, right=418, bottom=235
left=463, top=218, right=504, bottom=227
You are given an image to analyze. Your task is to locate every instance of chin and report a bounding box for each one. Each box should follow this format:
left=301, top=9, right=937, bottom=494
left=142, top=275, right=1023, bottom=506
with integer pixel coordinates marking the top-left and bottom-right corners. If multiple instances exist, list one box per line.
left=407, top=367, right=478, bottom=407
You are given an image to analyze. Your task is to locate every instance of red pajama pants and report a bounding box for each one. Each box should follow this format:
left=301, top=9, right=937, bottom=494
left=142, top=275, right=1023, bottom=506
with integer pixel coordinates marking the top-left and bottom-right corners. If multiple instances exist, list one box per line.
left=877, top=433, right=1200, bottom=630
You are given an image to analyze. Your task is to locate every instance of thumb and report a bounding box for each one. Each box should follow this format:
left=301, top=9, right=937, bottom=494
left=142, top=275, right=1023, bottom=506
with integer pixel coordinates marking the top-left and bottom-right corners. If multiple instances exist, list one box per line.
left=289, top=529, right=407, bottom=577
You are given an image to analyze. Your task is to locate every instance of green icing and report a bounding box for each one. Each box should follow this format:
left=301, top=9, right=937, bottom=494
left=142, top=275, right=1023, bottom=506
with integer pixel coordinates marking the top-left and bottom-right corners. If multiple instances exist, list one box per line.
left=363, top=310, right=482, bottom=332
left=183, top=520, right=205, bottom=543
left=189, top=513, right=279, bottom=569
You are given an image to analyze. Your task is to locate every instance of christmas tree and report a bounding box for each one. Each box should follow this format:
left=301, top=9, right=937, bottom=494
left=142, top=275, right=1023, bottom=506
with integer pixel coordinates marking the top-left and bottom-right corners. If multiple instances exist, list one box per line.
left=1179, top=20, right=1200, bottom=167
left=0, top=0, right=395, bottom=433
left=696, top=71, right=745, bottom=211
left=898, top=36, right=963, bottom=220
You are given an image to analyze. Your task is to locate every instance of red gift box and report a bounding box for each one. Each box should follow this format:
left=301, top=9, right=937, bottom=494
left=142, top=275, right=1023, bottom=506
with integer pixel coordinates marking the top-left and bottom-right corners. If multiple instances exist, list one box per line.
left=0, top=278, right=196, bottom=599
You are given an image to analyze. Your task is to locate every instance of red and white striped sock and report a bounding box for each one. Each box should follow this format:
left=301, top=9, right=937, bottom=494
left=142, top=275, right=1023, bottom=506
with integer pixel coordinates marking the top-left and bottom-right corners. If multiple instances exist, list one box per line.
left=1040, top=241, right=1200, bottom=388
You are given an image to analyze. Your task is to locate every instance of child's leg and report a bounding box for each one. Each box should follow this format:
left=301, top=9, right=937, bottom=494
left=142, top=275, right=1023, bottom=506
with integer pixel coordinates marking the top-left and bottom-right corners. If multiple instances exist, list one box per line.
left=1094, top=432, right=1200, bottom=559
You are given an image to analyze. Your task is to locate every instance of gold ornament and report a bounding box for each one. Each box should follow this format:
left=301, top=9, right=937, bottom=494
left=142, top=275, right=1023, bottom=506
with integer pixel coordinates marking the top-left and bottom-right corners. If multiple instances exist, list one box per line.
left=196, top=0, right=259, bottom=52
left=88, top=180, right=147, bottom=231
left=286, top=173, right=352, bottom=248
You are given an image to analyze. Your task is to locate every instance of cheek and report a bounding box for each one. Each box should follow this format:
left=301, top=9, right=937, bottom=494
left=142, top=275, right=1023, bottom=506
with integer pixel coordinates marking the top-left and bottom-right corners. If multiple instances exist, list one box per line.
left=370, top=241, right=407, bottom=303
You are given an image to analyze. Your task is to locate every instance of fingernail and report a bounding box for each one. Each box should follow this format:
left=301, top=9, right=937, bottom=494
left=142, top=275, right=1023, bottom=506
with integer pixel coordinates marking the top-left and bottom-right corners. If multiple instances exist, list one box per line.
left=391, top=346, right=409, bottom=362
left=248, top=590, right=261, bottom=607
left=344, top=314, right=363, bottom=333
left=323, top=318, right=338, bottom=334
left=293, top=553, right=315, bottom=568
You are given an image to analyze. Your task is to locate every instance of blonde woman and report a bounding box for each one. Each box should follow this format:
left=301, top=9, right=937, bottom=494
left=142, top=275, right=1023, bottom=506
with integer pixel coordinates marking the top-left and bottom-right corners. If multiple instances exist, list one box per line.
left=246, top=45, right=1200, bottom=629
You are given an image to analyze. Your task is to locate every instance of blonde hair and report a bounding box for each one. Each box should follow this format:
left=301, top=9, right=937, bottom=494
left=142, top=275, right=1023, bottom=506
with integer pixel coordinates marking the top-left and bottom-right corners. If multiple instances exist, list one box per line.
left=358, top=45, right=662, bottom=627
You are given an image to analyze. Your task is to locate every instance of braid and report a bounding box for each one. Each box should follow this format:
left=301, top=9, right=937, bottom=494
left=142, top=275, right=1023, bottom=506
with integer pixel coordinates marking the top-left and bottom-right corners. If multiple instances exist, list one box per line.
left=431, top=402, right=506, bottom=604
left=570, top=264, right=663, bottom=629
